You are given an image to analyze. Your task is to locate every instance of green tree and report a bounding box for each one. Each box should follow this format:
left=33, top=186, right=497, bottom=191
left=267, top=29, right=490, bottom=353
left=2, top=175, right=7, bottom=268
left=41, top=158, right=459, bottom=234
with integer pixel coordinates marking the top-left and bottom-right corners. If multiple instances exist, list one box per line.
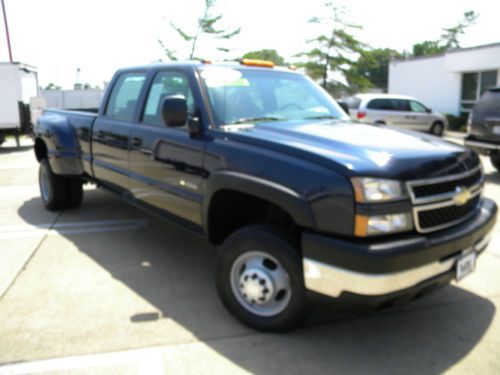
left=159, top=0, right=241, bottom=60
left=411, top=10, right=479, bottom=57
left=297, top=3, right=367, bottom=96
left=242, top=49, right=285, bottom=65
left=440, top=10, right=479, bottom=49
left=44, top=82, right=61, bottom=90
left=349, top=48, right=404, bottom=91
left=412, top=40, right=445, bottom=57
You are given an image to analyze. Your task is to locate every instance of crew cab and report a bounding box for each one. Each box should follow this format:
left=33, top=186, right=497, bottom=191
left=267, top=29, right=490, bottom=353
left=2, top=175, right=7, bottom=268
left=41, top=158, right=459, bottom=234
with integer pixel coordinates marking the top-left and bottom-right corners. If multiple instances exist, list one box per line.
left=33, top=60, right=497, bottom=331
left=465, top=87, right=500, bottom=172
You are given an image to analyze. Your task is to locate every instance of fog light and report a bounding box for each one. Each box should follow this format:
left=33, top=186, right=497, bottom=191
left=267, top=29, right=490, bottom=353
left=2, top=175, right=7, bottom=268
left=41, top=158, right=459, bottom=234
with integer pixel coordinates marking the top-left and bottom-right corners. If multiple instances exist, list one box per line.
left=355, top=213, right=413, bottom=236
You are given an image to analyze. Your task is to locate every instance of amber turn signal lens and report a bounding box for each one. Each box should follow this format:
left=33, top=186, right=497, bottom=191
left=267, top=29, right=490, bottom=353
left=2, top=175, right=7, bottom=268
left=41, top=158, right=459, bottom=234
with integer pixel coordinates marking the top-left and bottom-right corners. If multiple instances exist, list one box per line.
left=354, top=214, right=368, bottom=237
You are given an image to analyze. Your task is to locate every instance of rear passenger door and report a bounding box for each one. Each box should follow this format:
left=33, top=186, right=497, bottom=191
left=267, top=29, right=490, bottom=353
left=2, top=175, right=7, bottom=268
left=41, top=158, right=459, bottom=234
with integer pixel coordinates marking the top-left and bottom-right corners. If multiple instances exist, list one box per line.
left=128, top=69, right=206, bottom=227
left=408, top=100, right=432, bottom=130
left=92, top=71, right=147, bottom=192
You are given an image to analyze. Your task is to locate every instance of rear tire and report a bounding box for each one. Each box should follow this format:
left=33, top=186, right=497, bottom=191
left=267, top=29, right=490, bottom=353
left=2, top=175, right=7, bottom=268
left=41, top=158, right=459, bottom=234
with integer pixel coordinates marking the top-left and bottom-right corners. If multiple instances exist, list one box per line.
left=39, top=159, right=83, bottom=210
left=430, top=121, right=444, bottom=136
left=215, top=224, right=308, bottom=332
left=491, top=154, right=500, bottom=172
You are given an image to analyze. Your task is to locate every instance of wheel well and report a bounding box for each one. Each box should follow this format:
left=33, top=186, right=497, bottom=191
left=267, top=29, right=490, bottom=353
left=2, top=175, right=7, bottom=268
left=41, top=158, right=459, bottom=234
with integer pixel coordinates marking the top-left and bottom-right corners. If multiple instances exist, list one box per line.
left=207, top=189, right=298, bottom=245
left=34, top=138, right=48, bottom=161
left=374, top=120, right=386, bottom=125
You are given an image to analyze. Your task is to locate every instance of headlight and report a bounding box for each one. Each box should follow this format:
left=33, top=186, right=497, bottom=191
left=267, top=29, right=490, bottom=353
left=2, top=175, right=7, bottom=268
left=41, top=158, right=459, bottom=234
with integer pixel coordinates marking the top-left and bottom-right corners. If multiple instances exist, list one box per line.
left=351, top=178, right=406, bottom=202
left=355, top=213, right=413, bottom=237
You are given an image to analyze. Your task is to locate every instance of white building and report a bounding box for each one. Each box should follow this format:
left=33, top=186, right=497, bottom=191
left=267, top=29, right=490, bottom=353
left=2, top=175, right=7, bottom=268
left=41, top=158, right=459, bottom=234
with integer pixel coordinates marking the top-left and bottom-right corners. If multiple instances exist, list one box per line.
left=388, top=42, right=500, bottom=116
left=40, top=89, right=104, bottom=110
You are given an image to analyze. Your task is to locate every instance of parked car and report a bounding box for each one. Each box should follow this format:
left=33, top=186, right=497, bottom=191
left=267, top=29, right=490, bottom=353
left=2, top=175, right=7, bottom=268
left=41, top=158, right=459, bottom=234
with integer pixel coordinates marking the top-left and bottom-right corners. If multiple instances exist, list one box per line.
left=33, top=60, right=497, bottom=331
left=345, top=94, right=448, bottom=136
left=464, top=87, right=500, bottom=172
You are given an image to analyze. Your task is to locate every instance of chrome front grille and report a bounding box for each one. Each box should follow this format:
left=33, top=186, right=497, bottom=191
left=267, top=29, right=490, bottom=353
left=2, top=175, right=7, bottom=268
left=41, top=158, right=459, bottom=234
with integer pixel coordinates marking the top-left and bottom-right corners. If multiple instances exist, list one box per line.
left=407, top=165, right=484, bottom=233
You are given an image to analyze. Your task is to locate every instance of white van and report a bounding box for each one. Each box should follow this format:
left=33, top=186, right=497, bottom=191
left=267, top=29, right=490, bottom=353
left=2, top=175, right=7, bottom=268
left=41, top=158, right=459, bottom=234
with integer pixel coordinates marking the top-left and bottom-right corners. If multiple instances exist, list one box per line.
left=345, top=94, right=448, bottom=136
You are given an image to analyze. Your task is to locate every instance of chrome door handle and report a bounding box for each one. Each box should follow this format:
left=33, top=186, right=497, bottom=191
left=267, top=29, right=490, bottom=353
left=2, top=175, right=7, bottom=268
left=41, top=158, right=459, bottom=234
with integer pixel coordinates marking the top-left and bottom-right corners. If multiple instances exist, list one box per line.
left=130, top=137, right=142, bottom=147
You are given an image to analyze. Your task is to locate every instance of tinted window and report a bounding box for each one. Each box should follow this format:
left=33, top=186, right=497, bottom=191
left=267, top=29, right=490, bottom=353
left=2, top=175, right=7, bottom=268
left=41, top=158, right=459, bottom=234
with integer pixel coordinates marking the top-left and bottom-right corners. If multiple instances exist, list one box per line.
left=480, top=71, right=498, bottom=95
left=142, top=71, right=194, bottom=127
left=462, top=73, right=478, bottom=101
left=410, top=101, right=427, bottom=113
left=105, top=73, right=146, bottom=121
left=367, top=98, right=393, bottom=110
left=367, top=98, right=410, bottom=111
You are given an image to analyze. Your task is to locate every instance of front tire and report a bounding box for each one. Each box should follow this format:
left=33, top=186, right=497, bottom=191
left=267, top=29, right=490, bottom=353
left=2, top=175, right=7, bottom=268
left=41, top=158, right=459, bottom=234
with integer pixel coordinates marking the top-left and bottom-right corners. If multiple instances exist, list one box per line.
left=491, top=154, right=500, bottom=172
left=39, top=159, right=83, bottom=210
left=430, top=121, right=444, bottom=136
left=215, top=224, right=308, bottom=331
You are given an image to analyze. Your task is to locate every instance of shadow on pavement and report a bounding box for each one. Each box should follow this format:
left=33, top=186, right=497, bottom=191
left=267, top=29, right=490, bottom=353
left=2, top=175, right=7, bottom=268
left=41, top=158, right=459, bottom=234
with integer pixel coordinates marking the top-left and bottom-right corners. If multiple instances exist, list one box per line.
left=0, top=145, right=33, bottom=154
left=17, top=191, right=496, bottom=374
left=485, top=170, right=500, bottom=185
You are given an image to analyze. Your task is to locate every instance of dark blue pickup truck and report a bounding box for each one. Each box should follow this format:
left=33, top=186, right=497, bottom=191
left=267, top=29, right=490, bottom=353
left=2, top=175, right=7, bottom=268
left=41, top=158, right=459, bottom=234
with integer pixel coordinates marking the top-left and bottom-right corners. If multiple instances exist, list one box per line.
left=33, top=60, right=497, bottom=331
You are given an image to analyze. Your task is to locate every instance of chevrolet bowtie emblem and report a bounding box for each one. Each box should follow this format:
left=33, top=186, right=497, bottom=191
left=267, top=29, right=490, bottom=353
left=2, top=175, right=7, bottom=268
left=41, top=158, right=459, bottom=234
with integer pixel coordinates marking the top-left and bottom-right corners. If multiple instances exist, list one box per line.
left=454, top=186, right=471, bottom=206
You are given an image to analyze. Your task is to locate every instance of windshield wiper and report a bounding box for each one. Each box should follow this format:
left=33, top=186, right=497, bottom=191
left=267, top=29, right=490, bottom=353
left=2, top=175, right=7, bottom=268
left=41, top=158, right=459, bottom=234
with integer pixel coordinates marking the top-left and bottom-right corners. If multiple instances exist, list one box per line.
left=303, top=115, right=338, bottom=120
left=229, top=116, right=285, bottom=125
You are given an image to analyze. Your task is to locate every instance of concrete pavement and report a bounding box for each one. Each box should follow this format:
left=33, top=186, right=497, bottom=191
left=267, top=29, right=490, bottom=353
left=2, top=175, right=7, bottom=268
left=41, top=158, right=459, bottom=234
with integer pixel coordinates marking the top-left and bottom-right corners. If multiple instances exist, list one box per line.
left=0, top=137, right=499, bottom=374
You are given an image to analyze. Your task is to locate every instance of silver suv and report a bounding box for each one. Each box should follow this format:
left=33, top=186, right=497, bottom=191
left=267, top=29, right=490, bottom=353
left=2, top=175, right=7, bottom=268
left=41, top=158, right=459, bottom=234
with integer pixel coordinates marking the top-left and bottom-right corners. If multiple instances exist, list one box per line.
left=345, top=94, right=448, bottom=136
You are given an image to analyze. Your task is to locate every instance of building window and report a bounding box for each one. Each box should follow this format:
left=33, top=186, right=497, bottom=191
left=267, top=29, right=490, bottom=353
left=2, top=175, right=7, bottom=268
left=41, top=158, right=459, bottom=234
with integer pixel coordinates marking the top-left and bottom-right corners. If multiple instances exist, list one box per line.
left=461, top=70, right=498, bottom=112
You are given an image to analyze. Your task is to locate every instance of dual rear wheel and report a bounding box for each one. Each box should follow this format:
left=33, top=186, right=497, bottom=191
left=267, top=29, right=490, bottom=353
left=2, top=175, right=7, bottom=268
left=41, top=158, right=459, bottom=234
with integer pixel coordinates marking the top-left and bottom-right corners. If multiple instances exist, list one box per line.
left=39, top=158, right=83, bottom=211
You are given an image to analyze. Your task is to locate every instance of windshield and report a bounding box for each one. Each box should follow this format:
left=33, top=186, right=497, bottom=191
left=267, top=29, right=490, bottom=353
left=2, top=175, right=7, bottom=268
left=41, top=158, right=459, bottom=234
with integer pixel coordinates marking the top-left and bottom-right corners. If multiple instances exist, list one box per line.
left=199, top=67, right=349, bottom=126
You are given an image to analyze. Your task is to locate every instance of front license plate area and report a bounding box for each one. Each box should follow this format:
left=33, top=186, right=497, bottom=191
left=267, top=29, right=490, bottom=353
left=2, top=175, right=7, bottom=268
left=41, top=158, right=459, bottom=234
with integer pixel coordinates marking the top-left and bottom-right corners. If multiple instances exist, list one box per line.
left=456, top=251, right=476, bottom=281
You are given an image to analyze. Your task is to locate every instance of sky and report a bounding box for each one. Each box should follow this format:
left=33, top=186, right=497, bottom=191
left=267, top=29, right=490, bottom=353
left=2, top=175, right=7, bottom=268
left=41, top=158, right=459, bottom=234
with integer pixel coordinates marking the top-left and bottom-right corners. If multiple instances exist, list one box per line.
left=0, top=0, right=499, bottom=89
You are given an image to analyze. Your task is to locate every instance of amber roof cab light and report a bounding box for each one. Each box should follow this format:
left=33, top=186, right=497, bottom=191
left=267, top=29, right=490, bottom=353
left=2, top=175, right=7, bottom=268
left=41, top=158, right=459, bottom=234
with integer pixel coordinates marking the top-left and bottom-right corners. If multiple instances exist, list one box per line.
left=240, top=59, right=274, bottom=68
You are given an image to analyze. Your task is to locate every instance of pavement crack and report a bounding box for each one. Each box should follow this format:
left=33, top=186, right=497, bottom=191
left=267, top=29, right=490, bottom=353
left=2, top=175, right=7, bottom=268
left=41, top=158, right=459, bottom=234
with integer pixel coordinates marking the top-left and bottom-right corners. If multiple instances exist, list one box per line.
left=0, top=211, right=63, bottom=302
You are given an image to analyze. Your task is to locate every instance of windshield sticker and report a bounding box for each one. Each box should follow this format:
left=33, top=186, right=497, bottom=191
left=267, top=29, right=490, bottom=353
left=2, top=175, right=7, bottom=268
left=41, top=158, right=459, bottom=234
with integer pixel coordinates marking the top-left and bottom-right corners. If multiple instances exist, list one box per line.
left=201, top=67, right=249, bottom=87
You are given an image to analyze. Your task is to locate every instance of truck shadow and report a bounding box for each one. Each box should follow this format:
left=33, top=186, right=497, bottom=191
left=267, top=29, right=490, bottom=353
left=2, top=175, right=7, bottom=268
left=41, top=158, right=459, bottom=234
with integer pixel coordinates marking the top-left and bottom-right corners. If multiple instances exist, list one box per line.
left=485, top=170, right=500, bottom=184
left=18, top=190, right=496, bottom=374
left=0, top=145, right=33, bottom=154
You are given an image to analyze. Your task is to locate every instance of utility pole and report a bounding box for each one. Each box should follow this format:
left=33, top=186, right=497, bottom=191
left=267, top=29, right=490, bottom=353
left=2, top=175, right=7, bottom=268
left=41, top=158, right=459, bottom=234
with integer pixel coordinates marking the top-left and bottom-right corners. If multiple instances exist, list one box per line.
left=1, top=0, right=13, bottom=63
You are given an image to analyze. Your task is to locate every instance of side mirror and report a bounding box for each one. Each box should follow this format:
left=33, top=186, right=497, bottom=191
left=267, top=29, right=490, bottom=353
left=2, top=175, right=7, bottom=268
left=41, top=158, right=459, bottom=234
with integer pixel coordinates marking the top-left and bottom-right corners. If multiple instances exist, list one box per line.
left=426, top=107, right=432, bottom=113
left=161, top=95, right=187, bottom=127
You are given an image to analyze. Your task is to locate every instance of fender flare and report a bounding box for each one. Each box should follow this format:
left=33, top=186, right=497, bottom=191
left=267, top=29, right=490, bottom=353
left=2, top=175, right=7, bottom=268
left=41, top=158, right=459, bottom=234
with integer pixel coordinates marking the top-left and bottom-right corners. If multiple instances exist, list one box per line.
left=36, top=112, right=84, bottom=176
left=202, top=170, right=316, bottom=233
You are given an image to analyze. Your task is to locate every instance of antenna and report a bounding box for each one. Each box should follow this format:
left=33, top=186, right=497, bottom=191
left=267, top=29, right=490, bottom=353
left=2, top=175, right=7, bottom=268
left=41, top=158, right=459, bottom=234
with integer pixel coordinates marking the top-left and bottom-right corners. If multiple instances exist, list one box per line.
left=1, top=0, right=13, bottom=63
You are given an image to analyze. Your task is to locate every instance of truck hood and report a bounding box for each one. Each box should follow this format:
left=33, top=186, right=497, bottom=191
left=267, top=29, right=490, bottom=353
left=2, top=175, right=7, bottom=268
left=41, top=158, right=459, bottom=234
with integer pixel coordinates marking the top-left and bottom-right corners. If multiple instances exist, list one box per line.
left=223, top=120, right=477, bottom=180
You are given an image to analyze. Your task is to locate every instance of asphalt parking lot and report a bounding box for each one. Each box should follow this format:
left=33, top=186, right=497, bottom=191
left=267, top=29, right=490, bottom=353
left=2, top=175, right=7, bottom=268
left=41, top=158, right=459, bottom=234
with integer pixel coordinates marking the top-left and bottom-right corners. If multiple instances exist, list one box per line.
left=0, top=136, right=500, bottom=374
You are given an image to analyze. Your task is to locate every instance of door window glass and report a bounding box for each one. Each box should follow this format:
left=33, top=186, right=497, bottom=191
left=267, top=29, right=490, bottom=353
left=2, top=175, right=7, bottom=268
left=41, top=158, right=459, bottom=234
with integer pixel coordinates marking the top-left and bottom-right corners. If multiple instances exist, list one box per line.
left=143, top=71, right=194, bottom=127
left=410, top=101, right=427, bottom=113
left=105, top=73, right=146, bottom=122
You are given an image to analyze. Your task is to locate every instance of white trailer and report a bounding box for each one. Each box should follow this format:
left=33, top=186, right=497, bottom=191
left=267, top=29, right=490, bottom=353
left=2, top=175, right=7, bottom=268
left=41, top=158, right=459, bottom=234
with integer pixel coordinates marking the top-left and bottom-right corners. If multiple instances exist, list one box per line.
left=0, top=62, right=39, bottom=145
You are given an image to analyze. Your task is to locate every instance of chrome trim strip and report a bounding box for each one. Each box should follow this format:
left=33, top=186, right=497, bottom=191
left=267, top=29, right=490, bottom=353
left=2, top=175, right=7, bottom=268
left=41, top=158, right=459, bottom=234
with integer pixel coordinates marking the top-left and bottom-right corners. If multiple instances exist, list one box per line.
left=412, top=187, right=482, bottom=233
left=303, top=231, right=491, bottom=297
left=464, top=140, right=500, bottom=151
left=410, top=179, right=484, bottom=205
left=406, top=165, right=482, bottom=205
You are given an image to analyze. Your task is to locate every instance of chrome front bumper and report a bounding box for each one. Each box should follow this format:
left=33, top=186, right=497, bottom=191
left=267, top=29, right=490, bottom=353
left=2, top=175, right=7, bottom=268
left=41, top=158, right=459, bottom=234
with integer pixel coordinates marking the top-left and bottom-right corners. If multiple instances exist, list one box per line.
left=303, top=233, right=491, bottom=298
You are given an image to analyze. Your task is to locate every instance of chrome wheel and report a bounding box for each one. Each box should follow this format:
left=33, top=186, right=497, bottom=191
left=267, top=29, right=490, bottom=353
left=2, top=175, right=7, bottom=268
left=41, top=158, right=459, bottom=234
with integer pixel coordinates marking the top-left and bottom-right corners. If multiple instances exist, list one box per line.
left=230, top=251, right=292, bottom=317
left=40, top=166, right=50, bottom=203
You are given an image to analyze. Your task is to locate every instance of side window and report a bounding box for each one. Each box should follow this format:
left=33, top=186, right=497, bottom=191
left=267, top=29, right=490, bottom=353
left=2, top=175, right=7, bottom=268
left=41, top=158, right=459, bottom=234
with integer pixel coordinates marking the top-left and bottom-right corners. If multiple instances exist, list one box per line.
left=142, top=71, right=194, bottom=127
left=105, top=73, right=146, bottom=122
left=367, top=99, right=393, bottom=110
left=410, top=101, right=428, bottom=113
left=393, top=99, right=410, bottom=112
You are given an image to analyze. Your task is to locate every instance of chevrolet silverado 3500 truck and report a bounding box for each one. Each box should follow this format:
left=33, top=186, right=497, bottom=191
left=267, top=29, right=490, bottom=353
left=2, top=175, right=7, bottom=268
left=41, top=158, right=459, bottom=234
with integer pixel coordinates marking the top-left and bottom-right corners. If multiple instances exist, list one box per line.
left=33, top=60, right=497, bottom=331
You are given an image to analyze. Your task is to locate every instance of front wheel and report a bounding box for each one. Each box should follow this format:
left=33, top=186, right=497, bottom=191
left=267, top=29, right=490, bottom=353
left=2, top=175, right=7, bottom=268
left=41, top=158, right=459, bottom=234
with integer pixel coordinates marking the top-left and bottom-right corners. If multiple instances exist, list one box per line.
left=491, top=154, right=500, bottom=172
left=215, top=224, right=308, bottom=331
